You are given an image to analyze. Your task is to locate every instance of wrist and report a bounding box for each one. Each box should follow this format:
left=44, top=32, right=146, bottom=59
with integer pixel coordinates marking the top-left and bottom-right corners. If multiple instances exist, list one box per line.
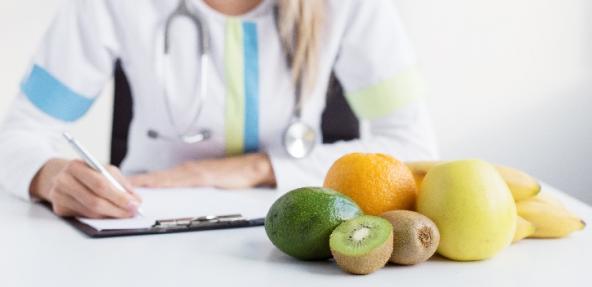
left=29, top=158, right=68, bottom=201
left=249, top=153, right=276, bottom=187
left=178, top=160, right=210, bottom=186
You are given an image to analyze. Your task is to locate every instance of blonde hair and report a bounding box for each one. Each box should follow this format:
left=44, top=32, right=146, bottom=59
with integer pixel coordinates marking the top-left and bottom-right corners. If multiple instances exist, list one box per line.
left=277, top=0, right=325, bottom=94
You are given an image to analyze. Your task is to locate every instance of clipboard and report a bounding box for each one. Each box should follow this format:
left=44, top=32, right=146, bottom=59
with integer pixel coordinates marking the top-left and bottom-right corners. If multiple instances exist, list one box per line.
left=52, top=187, right=276, bottom=238
left=64, top=214, right=265, bottom=238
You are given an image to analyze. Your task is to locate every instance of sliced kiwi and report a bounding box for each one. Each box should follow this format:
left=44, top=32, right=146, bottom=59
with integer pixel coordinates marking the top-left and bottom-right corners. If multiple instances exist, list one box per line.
left=329, top=215, right=393, bottom=275
left=381, top=210, right=440, bottom=265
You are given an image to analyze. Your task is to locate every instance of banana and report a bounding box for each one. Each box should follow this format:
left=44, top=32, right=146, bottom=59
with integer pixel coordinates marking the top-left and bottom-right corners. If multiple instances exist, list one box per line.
left=516, top=195, right=586, bottom=238
left=405, top=161, right=444, bottom=188
left=495, top=165, right=541, bottom=201
left=405, top=161, right=541, bottom=201
left=513, top=216, right=535, bottom=243
left=528, top=192, right=565, bottom=209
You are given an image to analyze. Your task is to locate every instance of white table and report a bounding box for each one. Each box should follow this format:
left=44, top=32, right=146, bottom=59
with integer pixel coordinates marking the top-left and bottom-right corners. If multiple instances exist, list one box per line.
left=1, top=184, right=591, bottom=287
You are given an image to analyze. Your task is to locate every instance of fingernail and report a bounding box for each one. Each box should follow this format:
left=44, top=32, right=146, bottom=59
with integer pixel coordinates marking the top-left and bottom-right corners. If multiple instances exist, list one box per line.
left=127, top=201, right=140, bottom=212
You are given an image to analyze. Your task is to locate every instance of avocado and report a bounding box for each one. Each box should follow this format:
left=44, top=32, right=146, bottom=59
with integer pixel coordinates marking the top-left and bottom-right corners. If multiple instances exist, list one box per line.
left=265, top=187, right=363, bottom=260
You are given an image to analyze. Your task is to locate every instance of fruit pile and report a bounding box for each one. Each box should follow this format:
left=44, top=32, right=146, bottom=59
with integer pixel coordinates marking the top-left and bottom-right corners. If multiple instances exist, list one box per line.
left=408, top=161, right=586, bottom=242
left=265, top=153, right=586, bottom=275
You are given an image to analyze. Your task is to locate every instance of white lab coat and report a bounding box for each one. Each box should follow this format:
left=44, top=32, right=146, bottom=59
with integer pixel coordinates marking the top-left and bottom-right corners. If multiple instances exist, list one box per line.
left=0, top=0, right=438, bottom=200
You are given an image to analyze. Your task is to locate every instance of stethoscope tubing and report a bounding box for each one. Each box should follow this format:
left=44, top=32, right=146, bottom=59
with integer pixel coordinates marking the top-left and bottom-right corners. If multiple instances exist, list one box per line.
left=152, top=0, right=316, bottom=157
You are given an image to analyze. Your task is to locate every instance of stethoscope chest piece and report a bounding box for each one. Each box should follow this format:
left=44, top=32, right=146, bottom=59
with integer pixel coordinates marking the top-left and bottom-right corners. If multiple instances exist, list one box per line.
left=283, top=120, right=316, bottom=159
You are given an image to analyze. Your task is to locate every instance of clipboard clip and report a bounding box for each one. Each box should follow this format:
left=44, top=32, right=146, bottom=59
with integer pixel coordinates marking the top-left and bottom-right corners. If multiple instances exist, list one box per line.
left=153, top=214, right=247, bottom=229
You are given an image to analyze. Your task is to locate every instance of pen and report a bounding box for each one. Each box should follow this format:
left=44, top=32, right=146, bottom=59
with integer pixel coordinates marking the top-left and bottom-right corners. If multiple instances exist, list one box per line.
left=62, top=132, right=144, bottom=216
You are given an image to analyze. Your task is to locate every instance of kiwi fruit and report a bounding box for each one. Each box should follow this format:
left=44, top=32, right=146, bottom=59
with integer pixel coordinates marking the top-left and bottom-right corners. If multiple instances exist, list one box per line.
left=329, top=215, right=393, bottom=275
left=381, top=210, right=440, bottom=265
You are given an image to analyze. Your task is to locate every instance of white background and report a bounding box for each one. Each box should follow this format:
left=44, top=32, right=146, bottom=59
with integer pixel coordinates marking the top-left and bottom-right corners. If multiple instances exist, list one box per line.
left=0, top=0, right=590, bottom=203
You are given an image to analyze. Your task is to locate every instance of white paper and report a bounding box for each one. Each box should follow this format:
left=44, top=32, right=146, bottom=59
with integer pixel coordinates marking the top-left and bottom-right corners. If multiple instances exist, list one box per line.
left=78, top=187, right=280, bottom=231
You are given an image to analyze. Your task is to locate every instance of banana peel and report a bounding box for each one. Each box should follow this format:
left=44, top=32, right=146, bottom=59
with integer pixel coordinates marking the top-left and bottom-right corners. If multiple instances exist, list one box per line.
left=517, top=194, right=586, bottom=238
left=495, top=165, right=541, bottom=201
left=513, top=216, right=536, bottom=243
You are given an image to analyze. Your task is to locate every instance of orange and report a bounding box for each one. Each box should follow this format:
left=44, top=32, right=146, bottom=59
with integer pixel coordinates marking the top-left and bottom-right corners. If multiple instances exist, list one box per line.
left=323, top=153, right=417, bottom=215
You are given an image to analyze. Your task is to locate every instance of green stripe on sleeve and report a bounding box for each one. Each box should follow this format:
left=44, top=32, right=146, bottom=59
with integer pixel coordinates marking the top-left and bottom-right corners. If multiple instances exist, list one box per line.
left=345, top=66, right=425, bottom=120
left=224, top=18, right=245, bottom=155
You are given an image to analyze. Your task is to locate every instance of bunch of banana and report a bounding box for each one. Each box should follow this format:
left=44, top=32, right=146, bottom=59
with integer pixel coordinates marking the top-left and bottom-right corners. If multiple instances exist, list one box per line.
left=516, top=193, right=586, bottom=238
left=406, top=161, right=586, bottom=240
left=405, top=161, right=541, bottom=201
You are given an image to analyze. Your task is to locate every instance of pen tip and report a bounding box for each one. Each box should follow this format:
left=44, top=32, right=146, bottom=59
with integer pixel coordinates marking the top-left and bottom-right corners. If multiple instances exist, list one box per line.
left=137, top=208, right=146, bottom=217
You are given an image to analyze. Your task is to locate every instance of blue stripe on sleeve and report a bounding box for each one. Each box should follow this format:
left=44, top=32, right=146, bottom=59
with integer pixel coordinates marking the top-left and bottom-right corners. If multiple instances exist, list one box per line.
left=20, top=65, right=95, bottom=122
left=242, top=22, right=259, bottom=152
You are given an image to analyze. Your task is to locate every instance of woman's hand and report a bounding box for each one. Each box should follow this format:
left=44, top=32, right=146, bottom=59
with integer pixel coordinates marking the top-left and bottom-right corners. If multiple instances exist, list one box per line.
left=128, top=153, right=276, bottom=189
left=30, top=159, right=142, bottom=218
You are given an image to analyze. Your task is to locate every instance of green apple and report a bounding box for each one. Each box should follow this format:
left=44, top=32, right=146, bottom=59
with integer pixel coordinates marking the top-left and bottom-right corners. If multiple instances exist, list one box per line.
left=417, top=159, right=516, bottom=261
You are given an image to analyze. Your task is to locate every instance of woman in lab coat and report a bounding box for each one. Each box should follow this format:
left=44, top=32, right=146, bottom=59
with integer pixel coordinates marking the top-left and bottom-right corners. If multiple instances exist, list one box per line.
left=0, top=0, right=438, bottom=218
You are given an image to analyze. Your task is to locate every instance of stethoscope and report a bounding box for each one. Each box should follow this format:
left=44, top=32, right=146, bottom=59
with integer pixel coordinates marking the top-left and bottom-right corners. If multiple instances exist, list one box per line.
left=147, top=0, right=316, bottom=159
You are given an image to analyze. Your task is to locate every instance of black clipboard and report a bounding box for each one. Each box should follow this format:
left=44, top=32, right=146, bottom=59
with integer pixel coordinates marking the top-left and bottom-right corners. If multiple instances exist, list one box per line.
left=64, top=215, right=265, bottom=238
left=42, top=202, right=266, bottom=238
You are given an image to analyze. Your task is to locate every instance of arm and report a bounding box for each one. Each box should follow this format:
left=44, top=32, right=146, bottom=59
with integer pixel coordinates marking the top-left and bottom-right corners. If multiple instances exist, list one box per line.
left=0, top=0, right=140, bottom=218
left=129, top=99, right=435, bottom=191
left=129, top=153, right=276, bottom=188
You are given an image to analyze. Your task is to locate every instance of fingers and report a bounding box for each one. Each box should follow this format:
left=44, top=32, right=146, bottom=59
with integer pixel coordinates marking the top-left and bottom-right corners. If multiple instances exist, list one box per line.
left=53, top=192, right=130, bottom=219
left=51, top=161, right=139, bottom=218
left=63, top=174, right=134, bottom=218
left=129, top=172, right=187, bottom=188
left=45, top=160, right=141, bottom=219
left=107, top=166, right=142, bottom=203
left=51, top=191, right=95, bottom=218
left=106, top=165, right=134, bottom=192
left=128, top=189, right=143, bottom=203
left=129, top=163, right=207, bottom=188
left=51, top=171, right=134, bottom=218
left=67, top=160, right=140, bottom=211
left=128, top=174, right=156, bottom=188
left=129, top=172, right=172, bottom=188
